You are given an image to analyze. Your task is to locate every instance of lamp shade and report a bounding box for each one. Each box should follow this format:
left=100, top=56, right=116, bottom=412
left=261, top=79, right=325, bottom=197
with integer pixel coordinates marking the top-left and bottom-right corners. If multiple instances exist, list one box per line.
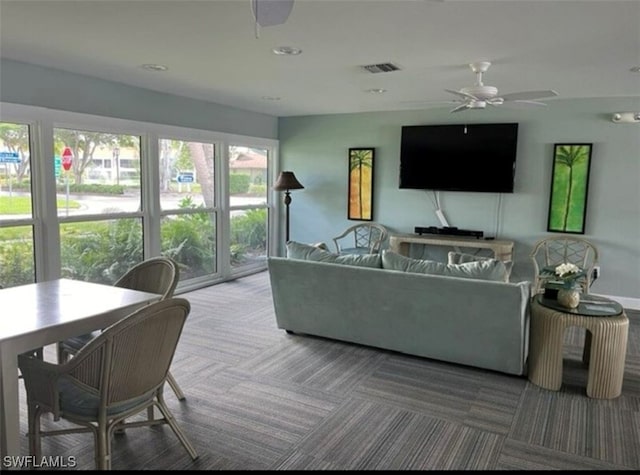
left=274, top=171, right=304, bottom=191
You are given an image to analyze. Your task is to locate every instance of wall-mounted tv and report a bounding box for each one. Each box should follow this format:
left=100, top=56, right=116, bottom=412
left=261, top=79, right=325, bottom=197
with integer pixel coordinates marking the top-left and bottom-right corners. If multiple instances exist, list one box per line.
left=399, top=123, right=519, bottom=193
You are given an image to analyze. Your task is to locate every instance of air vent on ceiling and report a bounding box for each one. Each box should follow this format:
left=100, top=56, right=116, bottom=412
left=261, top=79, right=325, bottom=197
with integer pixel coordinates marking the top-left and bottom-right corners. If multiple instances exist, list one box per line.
left=361, top=62, right=402, bottom=74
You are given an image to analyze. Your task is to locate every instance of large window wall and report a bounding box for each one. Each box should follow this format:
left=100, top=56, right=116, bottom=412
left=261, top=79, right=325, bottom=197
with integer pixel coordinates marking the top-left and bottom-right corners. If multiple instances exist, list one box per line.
left=0, top=103, right=279, bottom=291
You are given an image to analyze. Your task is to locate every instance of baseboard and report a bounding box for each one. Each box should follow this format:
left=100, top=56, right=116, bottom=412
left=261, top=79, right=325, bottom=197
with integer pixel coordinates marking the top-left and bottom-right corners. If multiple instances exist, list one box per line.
left=591, top=293, right=640, bottom=311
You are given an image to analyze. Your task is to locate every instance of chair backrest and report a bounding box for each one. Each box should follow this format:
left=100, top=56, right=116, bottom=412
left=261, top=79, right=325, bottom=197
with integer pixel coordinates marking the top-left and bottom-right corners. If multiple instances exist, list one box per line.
left=333, top=223, right=388, bottom=254
left=114, top=256, right=179, bottom=300
left=68, top=298, right=190, bottom=407
left=530, top=236, right=599, bottom=293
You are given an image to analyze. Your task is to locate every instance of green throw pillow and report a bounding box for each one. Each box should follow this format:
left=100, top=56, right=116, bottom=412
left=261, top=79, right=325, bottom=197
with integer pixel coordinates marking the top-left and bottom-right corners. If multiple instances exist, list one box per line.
left=447, top=251, right=512, bottom=282
left=286, top=241, right=382, bottom=268
left=382, top=250, right=508, bottom=282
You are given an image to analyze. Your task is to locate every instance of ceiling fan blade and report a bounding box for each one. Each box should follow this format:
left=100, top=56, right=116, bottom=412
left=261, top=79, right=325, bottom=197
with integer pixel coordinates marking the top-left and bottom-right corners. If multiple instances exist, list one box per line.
left=400, top=99, right=466, bottom=104
left=500, top=90, right=559, bottom=101
left=513, top=100, right=549, bottom=106
left=445, top=89, right=478, bottom=100
left=450, top=103, right=470, bottom=113
left=499, top=100, right=549, bottom=110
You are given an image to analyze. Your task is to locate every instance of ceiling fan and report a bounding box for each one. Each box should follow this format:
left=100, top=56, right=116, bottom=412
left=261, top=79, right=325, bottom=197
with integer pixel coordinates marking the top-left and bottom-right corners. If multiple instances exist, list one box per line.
left=442, top=61, right=559, bottom=113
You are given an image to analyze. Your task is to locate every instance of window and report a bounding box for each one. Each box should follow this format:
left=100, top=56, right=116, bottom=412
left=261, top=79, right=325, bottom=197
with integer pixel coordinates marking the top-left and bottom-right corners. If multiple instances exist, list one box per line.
left=0, top=103, right=278, bottom=291
left=54, top=128, right=145, bottom=284
left=228, top=145, right=268, bottom=274
left=159, top=138, right=216, bottom=281
left=0, top=121, right=35, bottom=287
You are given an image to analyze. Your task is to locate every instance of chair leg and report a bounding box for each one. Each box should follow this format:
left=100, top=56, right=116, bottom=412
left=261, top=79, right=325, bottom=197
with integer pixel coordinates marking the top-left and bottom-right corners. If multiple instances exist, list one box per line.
left=147, top=372, right=185, bottom=421
left=28, top=403, right=42, bottom=459
left=167, top=371, right=186, bottom=401
left=96, top=423, right=110, bottom=470
left=155, top=393, right=198, bottom=460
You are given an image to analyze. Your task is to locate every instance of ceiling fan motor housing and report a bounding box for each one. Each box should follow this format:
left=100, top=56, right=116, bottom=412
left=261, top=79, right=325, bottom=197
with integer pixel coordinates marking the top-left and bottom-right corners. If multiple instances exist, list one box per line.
left=460, top=86, right=498, bottom=100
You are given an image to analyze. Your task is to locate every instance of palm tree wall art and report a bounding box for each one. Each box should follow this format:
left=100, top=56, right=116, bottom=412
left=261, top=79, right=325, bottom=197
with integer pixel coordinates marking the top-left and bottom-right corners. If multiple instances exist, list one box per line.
left=348, top=148, right=374, bottom=221
left=547, top=144, right=593, bottom=234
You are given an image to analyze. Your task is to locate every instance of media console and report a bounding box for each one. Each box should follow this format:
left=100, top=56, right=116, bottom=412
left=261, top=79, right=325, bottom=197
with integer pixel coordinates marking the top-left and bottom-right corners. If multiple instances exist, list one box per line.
left=389, top=233, right=514, bottom=263
left=415, top=226, right=484, bottom=239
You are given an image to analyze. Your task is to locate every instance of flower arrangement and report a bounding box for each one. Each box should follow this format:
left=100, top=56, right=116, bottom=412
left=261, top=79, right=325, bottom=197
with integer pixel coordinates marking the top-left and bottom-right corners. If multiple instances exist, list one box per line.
left=543, top=262, right=586, bottom=289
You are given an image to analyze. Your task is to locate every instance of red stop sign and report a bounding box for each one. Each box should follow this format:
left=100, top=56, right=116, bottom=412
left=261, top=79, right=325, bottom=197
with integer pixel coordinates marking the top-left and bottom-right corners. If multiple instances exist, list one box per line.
left=61, top=147, right=73, bottom=171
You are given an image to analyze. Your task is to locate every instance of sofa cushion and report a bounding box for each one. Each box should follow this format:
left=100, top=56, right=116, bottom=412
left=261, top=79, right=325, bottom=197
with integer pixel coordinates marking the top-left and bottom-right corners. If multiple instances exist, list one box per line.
left=382, top=250, right=509, bottom=282
left=286, top=241, right=382, bottom=268
left=447, top=251, right=513, bottom=282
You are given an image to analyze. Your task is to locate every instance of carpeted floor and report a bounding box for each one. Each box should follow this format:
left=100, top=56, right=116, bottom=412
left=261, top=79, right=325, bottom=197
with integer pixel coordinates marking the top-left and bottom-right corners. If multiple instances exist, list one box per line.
left=20, top=270, right=640, bottom=470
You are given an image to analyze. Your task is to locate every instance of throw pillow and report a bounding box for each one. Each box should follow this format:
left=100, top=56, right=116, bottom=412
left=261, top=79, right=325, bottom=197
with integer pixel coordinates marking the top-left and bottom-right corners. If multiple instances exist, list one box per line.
left=286, top=241, right=382, bottom=268
left=311, top=242, right=330, bottom=251
left=447, top=251, right=513, bottom=282
left=382, top=250, right=508, bottom=282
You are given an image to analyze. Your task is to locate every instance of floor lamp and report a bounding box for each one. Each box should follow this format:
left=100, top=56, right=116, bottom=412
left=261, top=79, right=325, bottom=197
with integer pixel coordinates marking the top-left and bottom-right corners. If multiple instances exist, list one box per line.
left=273, top=171, right=304, bottom=243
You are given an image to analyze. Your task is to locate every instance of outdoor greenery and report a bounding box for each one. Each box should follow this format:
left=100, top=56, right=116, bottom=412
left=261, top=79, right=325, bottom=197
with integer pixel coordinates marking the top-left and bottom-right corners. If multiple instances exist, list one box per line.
left=0, top=196, right=80, bottom=214
left=2, top=180, right=125, bottom=195
left=0, top=198, right=268, bottom=287
left=229, top=173, right=251, bottom=194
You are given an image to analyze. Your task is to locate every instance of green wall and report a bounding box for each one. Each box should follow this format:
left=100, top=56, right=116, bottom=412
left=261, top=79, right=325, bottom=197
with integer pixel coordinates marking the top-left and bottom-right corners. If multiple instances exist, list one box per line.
left=279, top=98, right=640, bottom=304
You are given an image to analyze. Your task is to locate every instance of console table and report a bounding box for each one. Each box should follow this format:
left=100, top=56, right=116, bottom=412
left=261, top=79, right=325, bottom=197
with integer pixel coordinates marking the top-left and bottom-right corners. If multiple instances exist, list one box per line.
left=389, top=233, right=514, bottom=263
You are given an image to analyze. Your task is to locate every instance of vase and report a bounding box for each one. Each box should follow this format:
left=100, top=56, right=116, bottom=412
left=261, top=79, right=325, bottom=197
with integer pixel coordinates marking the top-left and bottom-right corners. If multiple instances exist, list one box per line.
left=557, top=288, right=580, bottom=309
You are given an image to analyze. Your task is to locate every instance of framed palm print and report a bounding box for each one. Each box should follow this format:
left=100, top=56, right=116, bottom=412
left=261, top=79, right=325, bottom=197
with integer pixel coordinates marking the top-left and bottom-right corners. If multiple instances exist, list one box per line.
left=547, top=143, right=593, bottom=234
left=348, top=148, right=374, bottom=221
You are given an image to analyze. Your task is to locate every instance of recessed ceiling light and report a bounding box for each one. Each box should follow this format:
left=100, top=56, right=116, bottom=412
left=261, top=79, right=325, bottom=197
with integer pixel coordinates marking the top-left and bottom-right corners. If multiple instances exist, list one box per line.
left=261, top=96, right=281, bottom=101
left=272, top=46, right=302, bottom=56
left=630, top=66, right=640, bottom=73
left=365, top=88, right=387, bottom=94
left=140, top=63, right=169, bottom=72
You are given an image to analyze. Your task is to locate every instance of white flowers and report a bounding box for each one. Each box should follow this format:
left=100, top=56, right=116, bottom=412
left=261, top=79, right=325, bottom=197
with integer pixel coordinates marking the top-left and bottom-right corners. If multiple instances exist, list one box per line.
left=555, top=263, right=581, bottom=278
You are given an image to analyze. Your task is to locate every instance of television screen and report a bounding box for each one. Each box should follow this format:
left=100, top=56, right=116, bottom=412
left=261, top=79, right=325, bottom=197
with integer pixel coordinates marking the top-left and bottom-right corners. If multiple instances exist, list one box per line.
left=399, top=123, right=519, bottom=193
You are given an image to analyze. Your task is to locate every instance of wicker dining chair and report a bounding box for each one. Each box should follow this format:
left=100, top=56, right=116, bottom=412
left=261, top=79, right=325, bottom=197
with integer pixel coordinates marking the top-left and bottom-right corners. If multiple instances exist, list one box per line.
left=19, top=298, right=198, bottom=470
left=57, top=256, right=185, bottom=402
left=332, top=223, right=389, bottom=255
left=530, top=236, right=599, bottom=294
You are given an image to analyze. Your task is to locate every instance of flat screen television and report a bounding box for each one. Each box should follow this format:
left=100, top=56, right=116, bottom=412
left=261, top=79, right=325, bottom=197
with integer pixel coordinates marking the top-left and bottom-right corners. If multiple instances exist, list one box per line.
left=399, top=123, right=519, bottom=193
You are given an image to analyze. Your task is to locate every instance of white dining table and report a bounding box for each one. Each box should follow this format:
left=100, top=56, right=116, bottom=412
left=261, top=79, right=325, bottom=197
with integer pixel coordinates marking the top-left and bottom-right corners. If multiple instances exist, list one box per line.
left=0, top=279, right=161, bottom=459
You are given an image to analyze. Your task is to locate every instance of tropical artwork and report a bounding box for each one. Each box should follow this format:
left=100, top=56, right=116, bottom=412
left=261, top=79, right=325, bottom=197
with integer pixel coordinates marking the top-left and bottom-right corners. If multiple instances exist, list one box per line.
left=348, top=148, right=374, bottom=221
left=547, top=144, right=592, bottom=234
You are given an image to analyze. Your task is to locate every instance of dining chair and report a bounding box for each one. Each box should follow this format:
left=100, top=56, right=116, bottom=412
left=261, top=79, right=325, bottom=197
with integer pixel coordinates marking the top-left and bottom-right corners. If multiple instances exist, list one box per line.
left=19, top=297, right=198, bottom=470
left=57, top=256, right=185, bottom=402
left=530, top=236, right=599, bottom=294
left=332, top=222, right=388, bottom=255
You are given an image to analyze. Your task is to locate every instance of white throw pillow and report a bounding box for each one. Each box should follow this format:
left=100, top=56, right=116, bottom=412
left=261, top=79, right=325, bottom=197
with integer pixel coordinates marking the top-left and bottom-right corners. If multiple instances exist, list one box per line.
left=448, top=251, right=512, bottom=282
left=382, top=250, right=509, bottom=282
left=286, top=241, right=382, bottom=268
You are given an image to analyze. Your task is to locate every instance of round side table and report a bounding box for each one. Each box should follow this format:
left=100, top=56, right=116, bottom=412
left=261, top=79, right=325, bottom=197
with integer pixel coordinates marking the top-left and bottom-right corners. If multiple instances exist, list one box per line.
left=528, top=294, right=629, bottom=399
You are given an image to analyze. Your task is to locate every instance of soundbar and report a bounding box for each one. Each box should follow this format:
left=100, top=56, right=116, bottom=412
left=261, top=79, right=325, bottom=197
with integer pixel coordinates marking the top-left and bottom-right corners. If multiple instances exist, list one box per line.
left=414, top=226, right=484, bottom=239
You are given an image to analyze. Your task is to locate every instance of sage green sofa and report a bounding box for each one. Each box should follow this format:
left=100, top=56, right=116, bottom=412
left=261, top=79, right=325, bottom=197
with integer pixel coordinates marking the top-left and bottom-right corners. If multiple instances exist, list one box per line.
left=268, top=255, right=531, bottom=376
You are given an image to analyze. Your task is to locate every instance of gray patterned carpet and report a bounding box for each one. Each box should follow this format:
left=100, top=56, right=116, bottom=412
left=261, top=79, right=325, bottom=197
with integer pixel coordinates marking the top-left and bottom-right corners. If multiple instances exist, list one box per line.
left=21, top=270, right=640, bottom=470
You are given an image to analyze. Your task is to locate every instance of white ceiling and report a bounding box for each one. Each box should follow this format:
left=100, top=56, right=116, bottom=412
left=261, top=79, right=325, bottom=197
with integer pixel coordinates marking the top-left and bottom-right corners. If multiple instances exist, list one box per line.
left=1, top=0, right=639, bottom=117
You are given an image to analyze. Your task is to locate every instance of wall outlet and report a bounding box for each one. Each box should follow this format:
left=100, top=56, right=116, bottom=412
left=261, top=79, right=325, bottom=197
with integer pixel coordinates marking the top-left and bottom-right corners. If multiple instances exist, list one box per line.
left=593, top=266, right=601, bottom=280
